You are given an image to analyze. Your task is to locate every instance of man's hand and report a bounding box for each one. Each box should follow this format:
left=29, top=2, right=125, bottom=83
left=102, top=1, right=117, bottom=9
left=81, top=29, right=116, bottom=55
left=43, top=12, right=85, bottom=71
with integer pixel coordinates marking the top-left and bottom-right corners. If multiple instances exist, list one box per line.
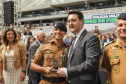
left=57, top=68, right=67, bottom=77
left=43, top=67, right=51, bottom=74
left=20, top=72, right=25, bottom=81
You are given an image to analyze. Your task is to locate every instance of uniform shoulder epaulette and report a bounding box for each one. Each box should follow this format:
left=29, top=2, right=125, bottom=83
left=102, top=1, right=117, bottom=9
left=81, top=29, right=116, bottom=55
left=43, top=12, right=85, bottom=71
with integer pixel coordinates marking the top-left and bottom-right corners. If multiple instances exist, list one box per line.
left=104, top=40, right=116, bottom=47
left=43, top=42, right=50, bottom=44
left=102, top=41, right=115, bottom=54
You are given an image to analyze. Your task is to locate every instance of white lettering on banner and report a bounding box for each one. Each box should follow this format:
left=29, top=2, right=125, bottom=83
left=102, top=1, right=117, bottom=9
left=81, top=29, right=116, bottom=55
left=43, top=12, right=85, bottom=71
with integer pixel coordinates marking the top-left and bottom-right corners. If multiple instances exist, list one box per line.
left=92, top=13, right=120, bottom=19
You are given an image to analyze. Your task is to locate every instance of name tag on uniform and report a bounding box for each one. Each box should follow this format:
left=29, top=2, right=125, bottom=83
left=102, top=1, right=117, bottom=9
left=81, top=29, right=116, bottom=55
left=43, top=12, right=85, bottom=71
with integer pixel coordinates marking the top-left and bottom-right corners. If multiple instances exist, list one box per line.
left=44, top=51, right=53, bottom=54
left=109, top=56, right=119, bottom=59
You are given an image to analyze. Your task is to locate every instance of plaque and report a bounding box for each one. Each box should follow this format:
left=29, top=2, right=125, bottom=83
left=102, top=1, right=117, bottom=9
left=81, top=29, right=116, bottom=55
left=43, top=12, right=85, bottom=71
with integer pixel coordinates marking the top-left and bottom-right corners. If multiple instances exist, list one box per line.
left=50, top=52, right=66, bottom=72
left=50, top=59, right=59, bottom=72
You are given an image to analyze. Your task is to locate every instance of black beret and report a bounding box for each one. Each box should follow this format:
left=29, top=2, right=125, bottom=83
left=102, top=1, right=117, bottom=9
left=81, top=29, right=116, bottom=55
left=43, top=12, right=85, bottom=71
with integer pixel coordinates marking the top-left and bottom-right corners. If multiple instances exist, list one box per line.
left=54, top=22, right=67, bottom=32
left=118, top=13, right=126, bottom=20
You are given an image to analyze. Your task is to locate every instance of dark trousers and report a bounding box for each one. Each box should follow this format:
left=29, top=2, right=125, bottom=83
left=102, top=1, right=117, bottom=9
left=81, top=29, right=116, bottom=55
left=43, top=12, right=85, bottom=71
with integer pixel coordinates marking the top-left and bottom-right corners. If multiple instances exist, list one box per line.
left=28, top=75, right=41, bottom=84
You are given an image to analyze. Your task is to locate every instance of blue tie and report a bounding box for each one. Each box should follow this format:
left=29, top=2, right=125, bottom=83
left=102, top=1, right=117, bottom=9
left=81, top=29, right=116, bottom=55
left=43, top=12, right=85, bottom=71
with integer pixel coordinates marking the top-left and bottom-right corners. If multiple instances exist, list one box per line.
left=67, top=36, right=77, bottom=67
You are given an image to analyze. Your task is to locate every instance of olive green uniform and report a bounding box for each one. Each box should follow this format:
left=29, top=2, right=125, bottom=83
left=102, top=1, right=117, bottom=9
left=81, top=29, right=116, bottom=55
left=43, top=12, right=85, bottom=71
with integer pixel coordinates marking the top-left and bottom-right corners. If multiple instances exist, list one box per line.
left=32, top=40, right=69, bottom=84
left=101, top=39, right=126, bottom=84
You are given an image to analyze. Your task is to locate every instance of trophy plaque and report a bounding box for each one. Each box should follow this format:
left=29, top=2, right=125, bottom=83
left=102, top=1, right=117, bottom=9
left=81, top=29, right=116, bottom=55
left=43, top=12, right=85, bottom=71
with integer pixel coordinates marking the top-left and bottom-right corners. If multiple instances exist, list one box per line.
left=50, top=52, right=66, bottom=72
left=50, top=59, right=59, bottom=72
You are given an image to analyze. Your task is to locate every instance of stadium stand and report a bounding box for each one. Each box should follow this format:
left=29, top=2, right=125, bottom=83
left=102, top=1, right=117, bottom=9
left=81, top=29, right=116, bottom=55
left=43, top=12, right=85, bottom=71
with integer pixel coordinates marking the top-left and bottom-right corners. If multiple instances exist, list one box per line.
left=1, top=0, right=126, bottom=84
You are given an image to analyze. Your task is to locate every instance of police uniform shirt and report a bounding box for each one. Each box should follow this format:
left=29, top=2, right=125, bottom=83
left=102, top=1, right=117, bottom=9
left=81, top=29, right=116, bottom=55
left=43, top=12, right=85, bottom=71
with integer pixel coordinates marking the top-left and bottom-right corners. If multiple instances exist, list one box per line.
left=101, top=39, right=126, bottom=84
left=31, top=40, right=69, bottom=78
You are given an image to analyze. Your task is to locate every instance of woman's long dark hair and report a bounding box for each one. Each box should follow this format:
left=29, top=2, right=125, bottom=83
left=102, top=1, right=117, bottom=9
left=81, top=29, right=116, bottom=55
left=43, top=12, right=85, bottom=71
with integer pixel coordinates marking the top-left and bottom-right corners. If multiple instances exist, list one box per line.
left=27, top=36, right=35, bottom=45
left=1, top=28, right=18, bottom=45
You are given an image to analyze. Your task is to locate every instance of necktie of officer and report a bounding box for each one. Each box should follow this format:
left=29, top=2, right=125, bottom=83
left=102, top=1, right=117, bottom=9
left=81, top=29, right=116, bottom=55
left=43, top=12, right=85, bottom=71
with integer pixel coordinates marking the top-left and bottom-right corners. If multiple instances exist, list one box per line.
left=67, top=36, right=77, bottom=68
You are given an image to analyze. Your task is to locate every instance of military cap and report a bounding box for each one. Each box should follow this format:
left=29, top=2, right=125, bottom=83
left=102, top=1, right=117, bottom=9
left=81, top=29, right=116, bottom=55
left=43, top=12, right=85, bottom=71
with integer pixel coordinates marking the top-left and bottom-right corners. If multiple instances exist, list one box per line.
left=54, top=22, right=67, bottom=32
left=118, top=13, right=126, bottom=20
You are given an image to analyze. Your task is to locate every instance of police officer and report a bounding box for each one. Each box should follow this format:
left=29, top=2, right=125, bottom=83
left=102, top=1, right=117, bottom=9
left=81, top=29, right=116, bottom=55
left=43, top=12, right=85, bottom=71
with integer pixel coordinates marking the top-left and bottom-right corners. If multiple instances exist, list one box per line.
left=30, top=22, right=69, bottom=84
left=101, top=13, right=126, bottom=84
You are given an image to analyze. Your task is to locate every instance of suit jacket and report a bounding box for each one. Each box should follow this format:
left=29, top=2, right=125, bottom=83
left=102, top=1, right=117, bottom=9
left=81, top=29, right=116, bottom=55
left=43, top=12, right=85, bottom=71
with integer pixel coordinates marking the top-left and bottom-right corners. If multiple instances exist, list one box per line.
left=24, top=31, right=32, bottom=35
left=0, top=43, right=27, bottom=70
left=67, top=29, right=101, bottom=84
left=26, top=44, right=30, bottom=52
left=26, top=40, right=41, bottom=77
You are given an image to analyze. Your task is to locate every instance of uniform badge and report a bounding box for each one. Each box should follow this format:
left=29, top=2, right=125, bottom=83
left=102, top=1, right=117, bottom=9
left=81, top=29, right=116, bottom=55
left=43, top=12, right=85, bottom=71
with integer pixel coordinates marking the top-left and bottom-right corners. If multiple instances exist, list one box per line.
left=113, top=66, right=116, bottom=71
left=64, top=48, right=68, bottom=53
left=112, top=52, right=115, bottom=55
left=111, top=46, right=117, bottom=50
left=37, top=48, right=39, bottom=52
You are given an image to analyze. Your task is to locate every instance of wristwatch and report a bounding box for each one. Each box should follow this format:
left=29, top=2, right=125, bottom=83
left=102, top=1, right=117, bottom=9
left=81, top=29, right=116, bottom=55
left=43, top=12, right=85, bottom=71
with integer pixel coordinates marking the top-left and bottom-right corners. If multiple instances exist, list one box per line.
left=22, top=70, right=26, bottom=73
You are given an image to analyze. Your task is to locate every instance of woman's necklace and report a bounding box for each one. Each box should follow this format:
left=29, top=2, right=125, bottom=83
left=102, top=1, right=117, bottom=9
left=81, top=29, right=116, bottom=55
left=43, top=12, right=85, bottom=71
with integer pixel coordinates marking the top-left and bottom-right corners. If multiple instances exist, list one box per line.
left=7, top=45, right=14, bottom=53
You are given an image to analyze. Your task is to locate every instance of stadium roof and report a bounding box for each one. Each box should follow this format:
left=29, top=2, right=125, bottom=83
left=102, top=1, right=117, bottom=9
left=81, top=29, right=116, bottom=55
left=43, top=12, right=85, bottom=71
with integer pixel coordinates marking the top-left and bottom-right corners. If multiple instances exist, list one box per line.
left=0, top=0, right=51, bottom=8
left=21, top=0, right=51, bottom=8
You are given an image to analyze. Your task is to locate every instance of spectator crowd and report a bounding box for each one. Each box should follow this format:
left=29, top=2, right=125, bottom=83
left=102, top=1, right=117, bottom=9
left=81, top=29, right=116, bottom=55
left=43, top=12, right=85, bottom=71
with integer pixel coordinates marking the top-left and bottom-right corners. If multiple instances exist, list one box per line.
left=0, top=23, right=117, bottom=84
left=89, top=26, right=117, bottom=50
left=1, top=11, right=126, bottom=84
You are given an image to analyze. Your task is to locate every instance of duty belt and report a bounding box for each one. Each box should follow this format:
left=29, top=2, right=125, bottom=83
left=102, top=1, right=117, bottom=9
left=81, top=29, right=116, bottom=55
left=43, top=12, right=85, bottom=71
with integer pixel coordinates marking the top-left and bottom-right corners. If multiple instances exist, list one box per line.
left=42, top=75, right=66, bottom=83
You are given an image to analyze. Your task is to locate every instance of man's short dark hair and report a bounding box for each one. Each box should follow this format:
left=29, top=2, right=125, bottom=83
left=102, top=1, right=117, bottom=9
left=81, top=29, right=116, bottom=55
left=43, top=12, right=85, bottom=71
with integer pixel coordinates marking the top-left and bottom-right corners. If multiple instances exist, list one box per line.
left=27, top=27, right=31, bottom=29
left=17, top=31, right=21, bottom=36
left=68, top=10, right=84, bottom=20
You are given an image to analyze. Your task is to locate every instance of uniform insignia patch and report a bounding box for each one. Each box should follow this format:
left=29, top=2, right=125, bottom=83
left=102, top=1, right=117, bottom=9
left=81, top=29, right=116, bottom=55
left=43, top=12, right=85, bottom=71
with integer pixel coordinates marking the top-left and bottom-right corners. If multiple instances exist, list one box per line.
left=111, top=46, right=117, bottom=50
left=44, top=51, right=53, bottom=53
left=37, top=48, right=39, bottom=52
left=109, top=56, right=119, bottom=59
left=112, top=52, right=115, bottom=55
left=113, top=66, right=116, bottom=71
left=64, top=48, right=68, bottom=53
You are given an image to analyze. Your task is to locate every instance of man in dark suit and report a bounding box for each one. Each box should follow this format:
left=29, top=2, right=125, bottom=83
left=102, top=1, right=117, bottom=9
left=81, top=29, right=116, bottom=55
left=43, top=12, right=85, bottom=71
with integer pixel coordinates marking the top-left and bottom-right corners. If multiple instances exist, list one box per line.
left=24, top=27, right=32, bottom=35
left=104, top=33, right=111, bottom=42
left=57, top=10, right=101, bottom=84
left=24, top=27, right=33, bottom=45
left=104, top=33, right=112, bottom=47
left=26, top=31, right=45, bottom=84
